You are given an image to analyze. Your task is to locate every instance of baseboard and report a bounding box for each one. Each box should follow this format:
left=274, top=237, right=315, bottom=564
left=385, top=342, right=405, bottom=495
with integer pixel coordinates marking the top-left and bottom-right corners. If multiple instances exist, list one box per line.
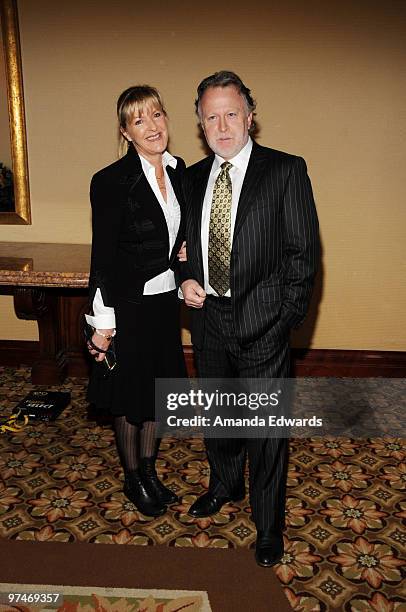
left=0, top=340, right=39, bottom=367
left=0, top=341, right=405, bottom=378
left=291, top=348, right=406, bottom=377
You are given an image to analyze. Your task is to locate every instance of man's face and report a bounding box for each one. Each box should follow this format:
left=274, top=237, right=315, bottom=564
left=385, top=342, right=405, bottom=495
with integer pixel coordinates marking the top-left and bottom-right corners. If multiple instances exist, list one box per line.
left=199, top=85, right=252, bottom=160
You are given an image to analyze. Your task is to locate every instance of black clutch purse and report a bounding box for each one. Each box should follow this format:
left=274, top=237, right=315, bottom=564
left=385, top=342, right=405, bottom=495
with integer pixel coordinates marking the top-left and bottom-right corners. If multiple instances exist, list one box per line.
left=13, top=391, right=71, bottom=421
left=84, top=322, right=117, bottom=375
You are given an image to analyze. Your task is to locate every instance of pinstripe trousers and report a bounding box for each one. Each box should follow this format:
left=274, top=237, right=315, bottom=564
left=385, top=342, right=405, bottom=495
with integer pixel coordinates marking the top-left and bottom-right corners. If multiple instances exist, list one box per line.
left=194, top=296, right=290, bottom=531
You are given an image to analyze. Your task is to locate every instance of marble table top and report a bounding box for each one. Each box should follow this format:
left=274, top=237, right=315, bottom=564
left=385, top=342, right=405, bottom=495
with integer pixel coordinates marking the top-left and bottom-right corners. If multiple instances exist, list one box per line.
left=0, top=242, right=91, bottom=288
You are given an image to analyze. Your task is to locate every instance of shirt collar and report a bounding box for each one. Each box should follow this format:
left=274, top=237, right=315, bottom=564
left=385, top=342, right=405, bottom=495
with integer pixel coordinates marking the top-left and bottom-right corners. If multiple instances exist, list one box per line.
left=213, top=137, right=253, bottom=172
left=139, top=151, right=177, bottom=175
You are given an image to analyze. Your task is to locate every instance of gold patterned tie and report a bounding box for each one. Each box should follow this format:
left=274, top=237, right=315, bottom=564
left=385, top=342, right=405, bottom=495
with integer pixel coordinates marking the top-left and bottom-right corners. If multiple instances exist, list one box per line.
left=208, top=161, right=232, bottom=296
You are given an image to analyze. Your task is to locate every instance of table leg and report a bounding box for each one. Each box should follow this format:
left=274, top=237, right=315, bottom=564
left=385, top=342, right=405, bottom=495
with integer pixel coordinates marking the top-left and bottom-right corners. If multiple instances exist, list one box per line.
left=14, top=287, right=67, bottom=384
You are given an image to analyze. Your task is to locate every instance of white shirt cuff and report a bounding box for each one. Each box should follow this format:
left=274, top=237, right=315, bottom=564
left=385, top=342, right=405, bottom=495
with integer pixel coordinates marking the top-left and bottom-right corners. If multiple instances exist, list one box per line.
left=85, top=313, right=116, bottom=329
left=85, top=288, right=116, bottom=329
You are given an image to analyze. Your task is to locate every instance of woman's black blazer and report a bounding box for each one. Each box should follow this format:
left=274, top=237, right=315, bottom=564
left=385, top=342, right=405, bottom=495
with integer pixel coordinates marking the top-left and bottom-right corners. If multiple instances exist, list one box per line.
left=88, top=144, right=186, bottom=308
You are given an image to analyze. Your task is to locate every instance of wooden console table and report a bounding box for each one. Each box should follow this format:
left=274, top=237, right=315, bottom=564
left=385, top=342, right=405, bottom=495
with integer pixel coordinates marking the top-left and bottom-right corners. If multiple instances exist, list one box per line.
left=1, top=243, right=404, bottom=381
left=0, top=242, right=91, bottom=384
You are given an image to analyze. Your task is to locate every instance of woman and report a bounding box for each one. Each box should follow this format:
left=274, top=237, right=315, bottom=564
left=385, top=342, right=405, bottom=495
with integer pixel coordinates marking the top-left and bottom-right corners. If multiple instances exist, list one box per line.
left=86, top=85, right=187, bottom=518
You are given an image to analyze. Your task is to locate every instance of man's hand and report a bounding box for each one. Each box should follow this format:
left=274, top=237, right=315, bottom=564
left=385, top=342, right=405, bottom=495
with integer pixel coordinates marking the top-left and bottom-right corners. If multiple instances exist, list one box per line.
left=177, top=241, right=187, bottom=262
left=181, top=280, right=206, bottom=308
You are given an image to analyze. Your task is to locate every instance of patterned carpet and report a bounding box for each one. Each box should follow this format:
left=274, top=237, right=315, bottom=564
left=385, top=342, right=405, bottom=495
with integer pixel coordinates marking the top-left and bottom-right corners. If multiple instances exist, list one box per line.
left=0, top=367, right=405, bottom=611
left=0, top=582, right=212, bottom=612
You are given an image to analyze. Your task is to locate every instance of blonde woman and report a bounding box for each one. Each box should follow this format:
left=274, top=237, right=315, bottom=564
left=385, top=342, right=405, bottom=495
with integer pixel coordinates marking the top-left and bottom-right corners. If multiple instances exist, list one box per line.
left=86, top=86, right=186, bottom=517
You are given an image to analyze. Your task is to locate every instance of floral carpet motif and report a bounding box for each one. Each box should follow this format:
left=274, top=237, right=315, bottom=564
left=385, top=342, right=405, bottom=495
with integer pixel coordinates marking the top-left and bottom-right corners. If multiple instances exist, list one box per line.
left=0, top=367, right=405, bottom=611
left=0, top=582, right=211, bottom=611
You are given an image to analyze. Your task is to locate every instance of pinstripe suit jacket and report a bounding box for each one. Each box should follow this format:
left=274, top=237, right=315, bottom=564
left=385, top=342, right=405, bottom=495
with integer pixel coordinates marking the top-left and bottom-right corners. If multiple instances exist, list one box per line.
left=180, top=141, right=320, bottom=349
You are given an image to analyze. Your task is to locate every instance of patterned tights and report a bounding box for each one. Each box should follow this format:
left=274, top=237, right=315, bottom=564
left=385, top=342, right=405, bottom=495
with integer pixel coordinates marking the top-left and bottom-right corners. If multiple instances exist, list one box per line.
left=114, top=416, right=157, bottom=472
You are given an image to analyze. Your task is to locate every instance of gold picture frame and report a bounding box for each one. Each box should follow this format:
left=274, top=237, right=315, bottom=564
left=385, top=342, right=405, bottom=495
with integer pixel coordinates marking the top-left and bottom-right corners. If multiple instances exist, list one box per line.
left=0, top=0, right=31, bottom=224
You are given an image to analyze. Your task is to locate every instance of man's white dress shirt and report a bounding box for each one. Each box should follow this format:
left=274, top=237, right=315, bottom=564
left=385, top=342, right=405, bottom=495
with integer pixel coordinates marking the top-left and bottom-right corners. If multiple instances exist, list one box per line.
left=201, top=137, right=253, bottom=297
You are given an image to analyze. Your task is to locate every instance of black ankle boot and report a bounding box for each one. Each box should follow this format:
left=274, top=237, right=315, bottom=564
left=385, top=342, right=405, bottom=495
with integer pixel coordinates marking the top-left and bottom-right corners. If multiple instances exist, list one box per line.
left=123, top=470, right=166, bottom=517
left=139, top=458, right=179, bottom=505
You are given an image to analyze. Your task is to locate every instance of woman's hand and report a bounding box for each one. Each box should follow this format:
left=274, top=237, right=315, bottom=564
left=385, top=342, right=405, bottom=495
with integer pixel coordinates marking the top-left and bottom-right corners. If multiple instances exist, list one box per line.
left=177, top=241, right=187, bottom=262
left=87, top=329, right=114, bottom=362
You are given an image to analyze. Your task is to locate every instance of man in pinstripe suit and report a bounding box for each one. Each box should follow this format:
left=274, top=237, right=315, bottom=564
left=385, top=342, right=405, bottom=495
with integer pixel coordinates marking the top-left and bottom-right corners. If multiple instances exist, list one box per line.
left=180, top=71, right=319, bottom=567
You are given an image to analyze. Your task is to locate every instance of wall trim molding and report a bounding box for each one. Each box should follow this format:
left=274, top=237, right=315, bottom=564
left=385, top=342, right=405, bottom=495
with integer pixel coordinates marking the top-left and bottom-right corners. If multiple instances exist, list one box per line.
left=290, top=348, right=406, bottom=377
left=0, top=341, right=405, bottom=379
left=0, top=340, right=39, bottom=367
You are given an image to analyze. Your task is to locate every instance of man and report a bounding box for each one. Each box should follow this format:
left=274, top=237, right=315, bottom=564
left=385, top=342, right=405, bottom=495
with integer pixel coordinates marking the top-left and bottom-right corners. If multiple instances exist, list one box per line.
left=180, top=71, right=319, bottom=567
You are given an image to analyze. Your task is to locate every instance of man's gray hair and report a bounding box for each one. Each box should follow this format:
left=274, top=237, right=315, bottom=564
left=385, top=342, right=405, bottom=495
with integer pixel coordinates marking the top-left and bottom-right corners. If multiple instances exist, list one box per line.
left=195, top=70, right=256, bottom=122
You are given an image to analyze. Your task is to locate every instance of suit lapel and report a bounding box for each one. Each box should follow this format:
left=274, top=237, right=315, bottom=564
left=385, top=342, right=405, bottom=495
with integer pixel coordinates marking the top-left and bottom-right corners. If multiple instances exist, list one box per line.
left=119, top=145, right=144, bottom=190
left=233, top=142, right=269, bottom=240
left=166, top=163, right=185, bottom=263
left=192, top=156, right=213, bottom=277
left=137, top=175, right=169, bottom=248
left=166, top=164, right=183, bottom=208
left=125, top=145, right=169, bottom=251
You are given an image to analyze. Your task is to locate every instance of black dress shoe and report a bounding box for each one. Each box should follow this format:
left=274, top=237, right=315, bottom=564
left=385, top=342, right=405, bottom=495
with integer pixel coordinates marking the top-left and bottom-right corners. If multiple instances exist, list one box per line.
left=139, top=458, right=179, bottom=505
left=188, top=490, right=245, bottom=518
left=255, top=530, right=284, bottom=568
left=123, top=470, right=166, bottom=518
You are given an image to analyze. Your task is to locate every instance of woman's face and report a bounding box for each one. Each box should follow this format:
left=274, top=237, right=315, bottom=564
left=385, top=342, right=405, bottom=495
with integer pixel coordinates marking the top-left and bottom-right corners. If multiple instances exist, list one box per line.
left=121, top=103, right=168, bottom=161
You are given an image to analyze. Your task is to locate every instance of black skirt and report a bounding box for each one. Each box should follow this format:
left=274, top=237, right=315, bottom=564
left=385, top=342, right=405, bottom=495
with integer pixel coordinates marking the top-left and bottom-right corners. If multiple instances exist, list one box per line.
left=87, top=290, right=187, bottom=424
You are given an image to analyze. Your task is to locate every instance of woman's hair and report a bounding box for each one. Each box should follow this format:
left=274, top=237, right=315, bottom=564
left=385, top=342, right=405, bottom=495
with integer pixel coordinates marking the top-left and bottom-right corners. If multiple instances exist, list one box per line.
left=117, top=85, right=166, bottom=157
